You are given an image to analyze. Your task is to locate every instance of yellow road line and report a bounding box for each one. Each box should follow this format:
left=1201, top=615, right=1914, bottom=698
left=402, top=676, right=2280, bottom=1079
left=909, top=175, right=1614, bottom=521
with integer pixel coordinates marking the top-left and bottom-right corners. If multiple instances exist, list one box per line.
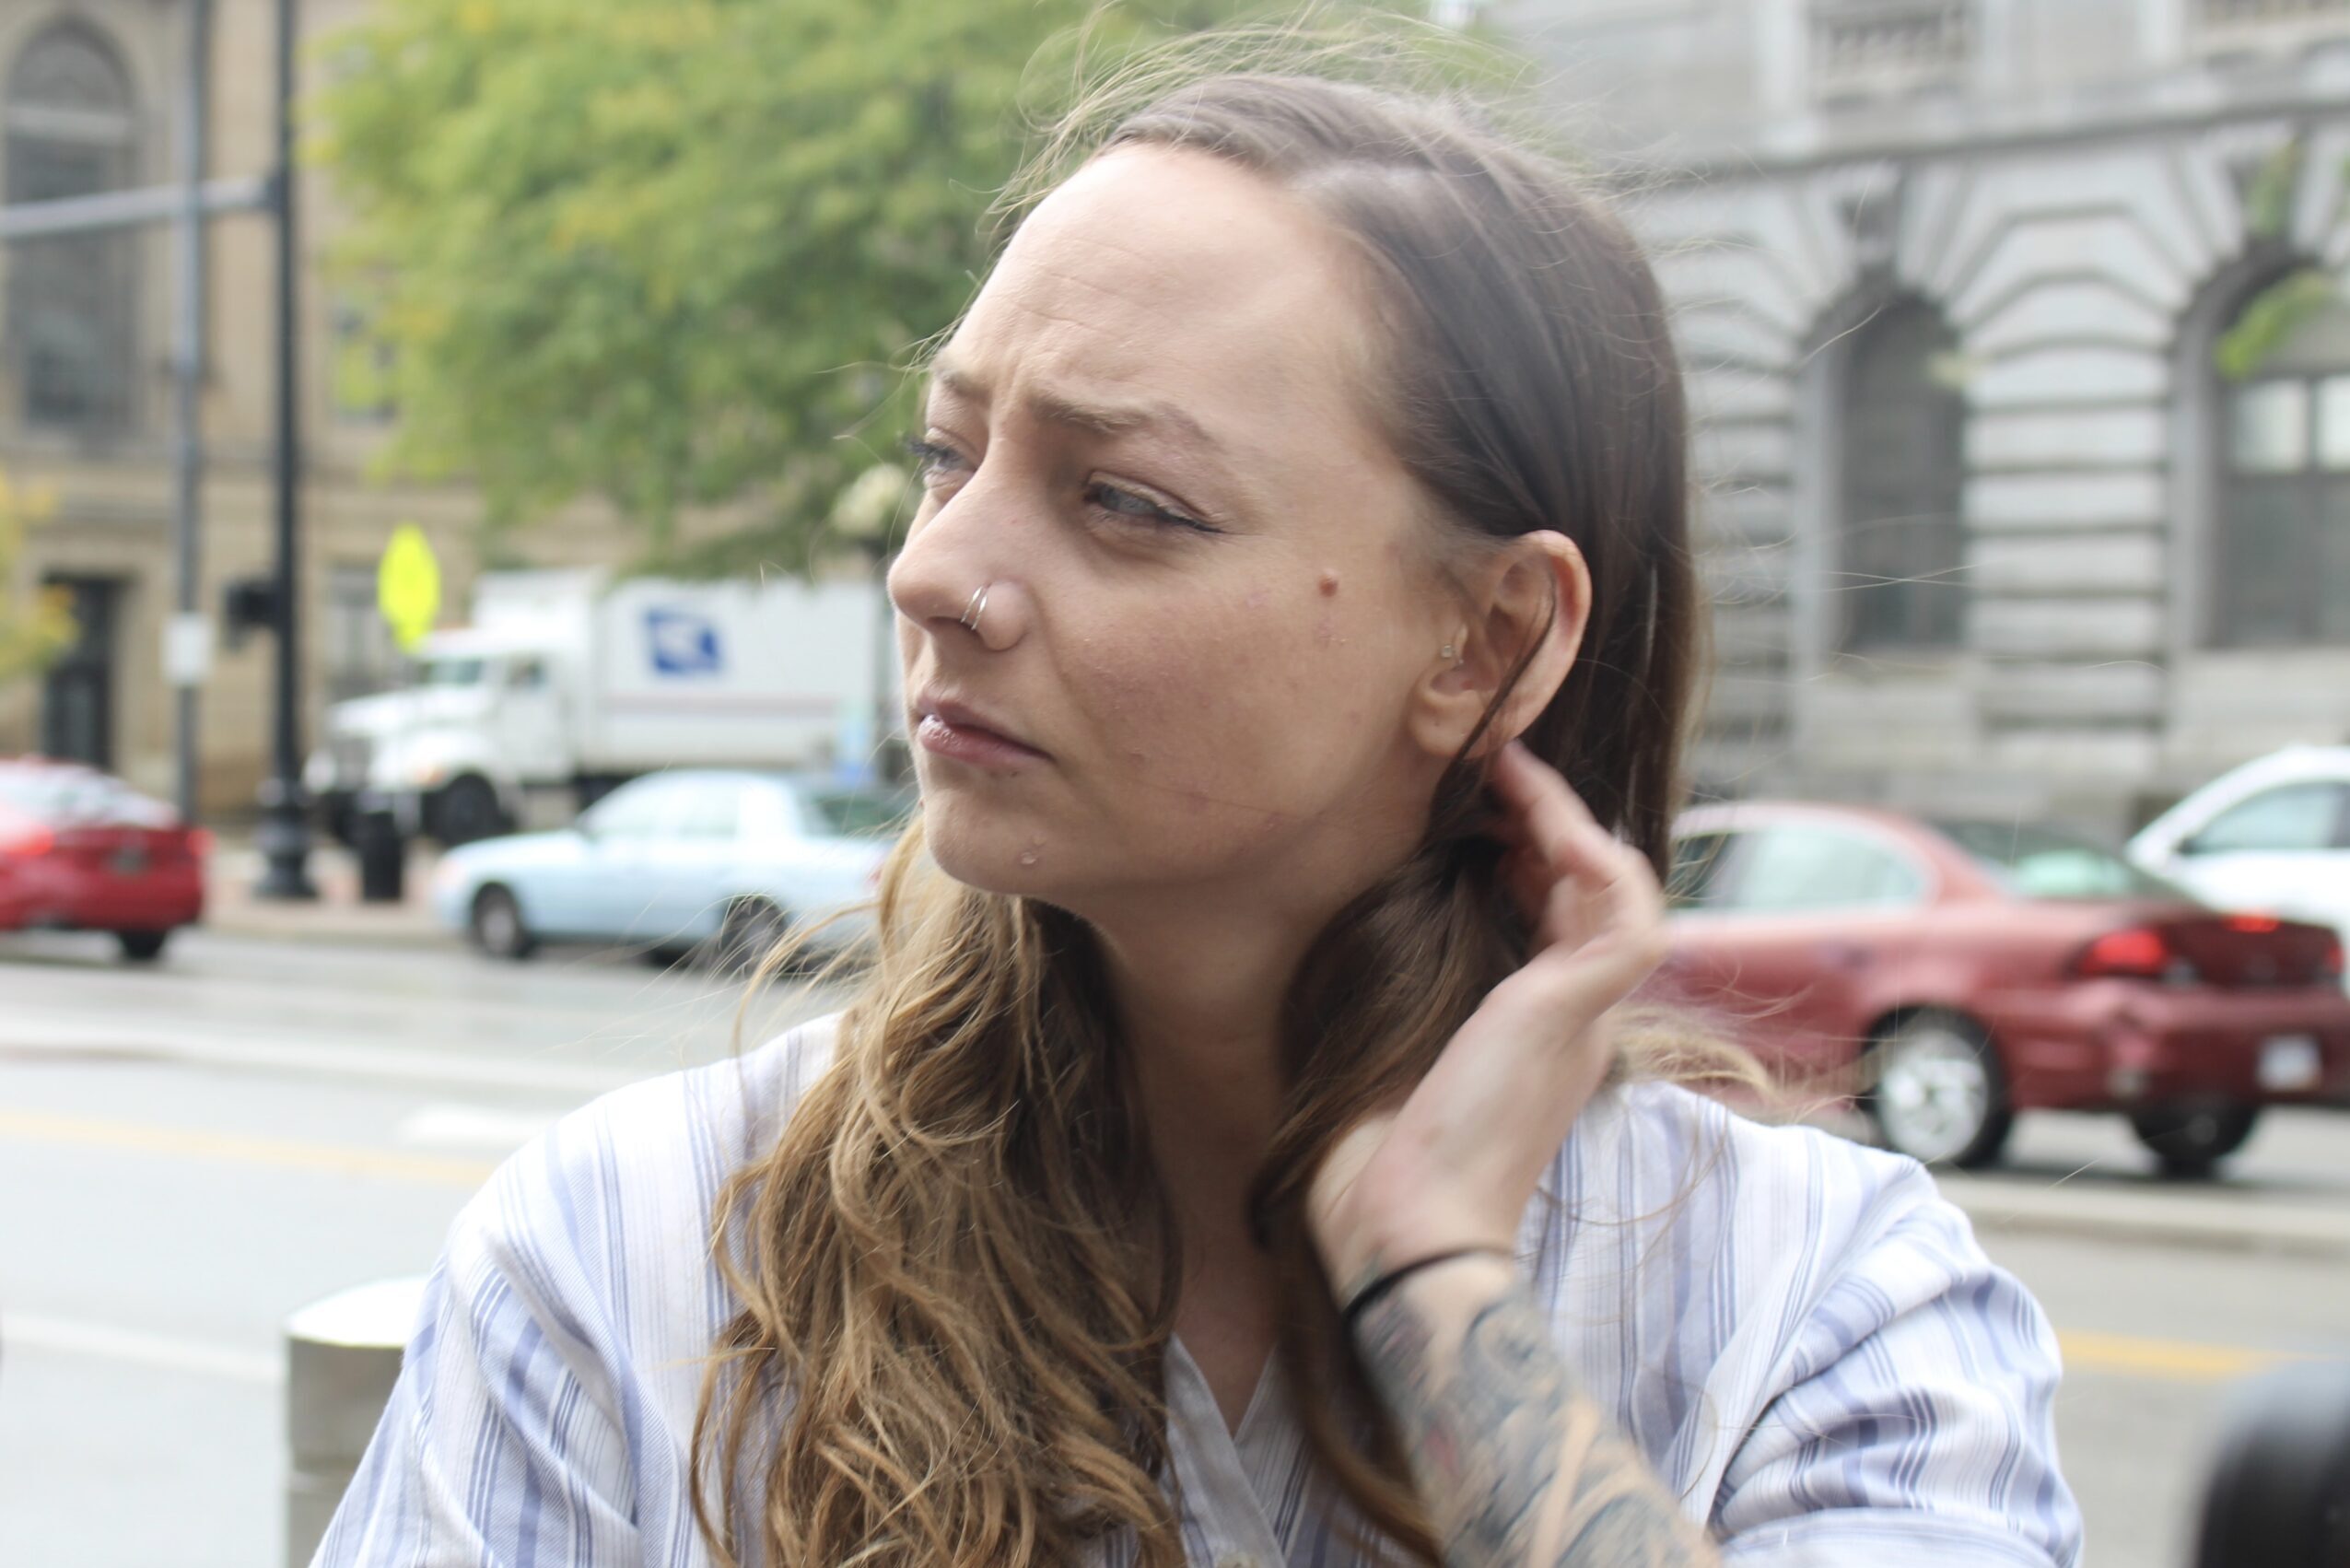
left=2056, top=1329, right=2327, bottom=1382
left=2, top=1109, right=2343, bottom=1385
left=0, top=1108, right=499, bottom=1188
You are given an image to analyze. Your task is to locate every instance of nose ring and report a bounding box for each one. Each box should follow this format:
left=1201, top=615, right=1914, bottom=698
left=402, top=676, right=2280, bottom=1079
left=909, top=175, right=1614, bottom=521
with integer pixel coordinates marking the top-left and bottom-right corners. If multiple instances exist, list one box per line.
left=960, top=583, right=989, bottom=635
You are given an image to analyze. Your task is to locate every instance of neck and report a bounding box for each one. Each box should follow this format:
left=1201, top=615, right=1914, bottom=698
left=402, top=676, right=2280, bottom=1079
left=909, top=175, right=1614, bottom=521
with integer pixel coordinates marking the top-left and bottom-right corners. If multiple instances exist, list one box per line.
left=1104, top=913, right=1296, bottom=1152
left=1084, top=899, right=1312, bottom=1251
left=1079, top=773, right=1438, bottom=1260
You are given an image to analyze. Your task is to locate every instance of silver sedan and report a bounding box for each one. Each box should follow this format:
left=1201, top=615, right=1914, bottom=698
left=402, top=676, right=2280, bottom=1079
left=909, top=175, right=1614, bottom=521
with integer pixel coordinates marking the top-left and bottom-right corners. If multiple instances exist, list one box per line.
left=428, top=769, right=908, bottom=966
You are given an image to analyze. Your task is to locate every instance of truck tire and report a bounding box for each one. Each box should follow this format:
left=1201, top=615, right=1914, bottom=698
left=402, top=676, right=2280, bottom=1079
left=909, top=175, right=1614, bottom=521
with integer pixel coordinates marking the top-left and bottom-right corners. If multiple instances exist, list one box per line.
left=430, top=776, right=508, bottom=847
left=1862, top=1011, right=2014, bottom=1169
left=2130, top=1104, right=2261, bottom=1179
left=469, top=884, right=536, bottom=961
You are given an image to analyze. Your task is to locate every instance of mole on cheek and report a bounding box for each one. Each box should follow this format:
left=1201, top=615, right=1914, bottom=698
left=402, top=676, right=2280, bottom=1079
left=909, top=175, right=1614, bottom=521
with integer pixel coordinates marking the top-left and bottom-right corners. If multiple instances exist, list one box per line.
left=1317, top=570, right=1340, bottom=598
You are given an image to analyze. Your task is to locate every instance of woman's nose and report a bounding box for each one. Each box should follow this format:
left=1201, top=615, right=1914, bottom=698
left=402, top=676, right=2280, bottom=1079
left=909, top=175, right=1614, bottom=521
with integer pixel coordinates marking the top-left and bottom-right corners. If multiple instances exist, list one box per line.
left=887, top=498, right=1023, bottom=650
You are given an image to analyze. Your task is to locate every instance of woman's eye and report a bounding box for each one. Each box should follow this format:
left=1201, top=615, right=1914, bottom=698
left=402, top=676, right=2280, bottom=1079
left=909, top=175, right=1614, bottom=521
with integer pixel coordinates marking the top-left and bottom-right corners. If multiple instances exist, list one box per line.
left=903, top=436, right=970, bottom=486
left=1085, top=481, right=1218, bottom=534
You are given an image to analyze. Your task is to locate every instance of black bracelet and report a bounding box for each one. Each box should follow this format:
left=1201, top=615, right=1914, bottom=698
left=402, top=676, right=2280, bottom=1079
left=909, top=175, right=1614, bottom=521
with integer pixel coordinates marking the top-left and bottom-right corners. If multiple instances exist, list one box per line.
left=1339, top=1245, right=1515, bottom=1339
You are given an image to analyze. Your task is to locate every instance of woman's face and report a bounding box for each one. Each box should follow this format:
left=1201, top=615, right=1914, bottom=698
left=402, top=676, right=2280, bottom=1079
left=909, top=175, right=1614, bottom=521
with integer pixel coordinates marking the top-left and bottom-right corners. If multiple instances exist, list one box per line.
left=890, top=146, right=1464, bottom=919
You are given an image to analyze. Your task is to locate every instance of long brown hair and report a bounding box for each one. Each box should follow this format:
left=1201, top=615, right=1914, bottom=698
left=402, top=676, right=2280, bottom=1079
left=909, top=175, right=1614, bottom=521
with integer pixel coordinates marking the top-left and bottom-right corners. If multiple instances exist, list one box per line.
left=692, top=57, right=1759, bottom=1568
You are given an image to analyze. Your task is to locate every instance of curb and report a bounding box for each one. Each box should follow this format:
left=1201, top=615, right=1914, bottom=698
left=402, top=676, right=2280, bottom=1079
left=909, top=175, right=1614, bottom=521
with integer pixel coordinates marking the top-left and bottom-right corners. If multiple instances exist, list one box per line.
left=197, top=913, right=457, bottom=953
left=1939, top=1177, right=2350, bottom=1262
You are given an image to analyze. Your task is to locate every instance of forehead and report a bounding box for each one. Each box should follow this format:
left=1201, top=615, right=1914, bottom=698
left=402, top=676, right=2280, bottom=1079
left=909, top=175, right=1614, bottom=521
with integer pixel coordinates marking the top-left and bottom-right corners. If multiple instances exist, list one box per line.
left=936, top=146, right=1378, bottom=425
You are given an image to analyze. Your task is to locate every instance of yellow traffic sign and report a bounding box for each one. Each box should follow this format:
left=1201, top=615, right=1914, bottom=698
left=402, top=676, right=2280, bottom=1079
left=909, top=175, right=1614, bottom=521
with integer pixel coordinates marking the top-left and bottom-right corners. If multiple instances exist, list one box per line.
left=377, top=523, right=441, bottom=651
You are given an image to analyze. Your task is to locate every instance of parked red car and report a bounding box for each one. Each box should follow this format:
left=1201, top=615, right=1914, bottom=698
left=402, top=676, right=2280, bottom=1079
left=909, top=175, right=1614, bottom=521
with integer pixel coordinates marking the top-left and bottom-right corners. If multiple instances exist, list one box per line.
left=1662, top=802, right=2350, bottom=1176
left=0, top=757, right=206, bottom=961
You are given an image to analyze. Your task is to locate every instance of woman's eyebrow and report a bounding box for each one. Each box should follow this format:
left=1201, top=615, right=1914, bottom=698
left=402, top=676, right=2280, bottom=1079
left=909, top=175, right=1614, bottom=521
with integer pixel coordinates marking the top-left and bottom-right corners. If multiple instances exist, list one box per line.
left=929, top=360, right=1223, bottom=454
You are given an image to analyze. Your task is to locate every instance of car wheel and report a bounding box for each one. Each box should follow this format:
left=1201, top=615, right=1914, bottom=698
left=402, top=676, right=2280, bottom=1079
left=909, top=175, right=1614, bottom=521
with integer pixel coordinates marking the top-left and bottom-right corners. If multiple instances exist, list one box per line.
left=1863, top=1011, right=2014, bottom=1169
left=114, top=930, right=170, bottom=963
left=2130, top=1104, right=2261, bottom=1179
left=713, top=898, right=789, bottom=976
left=469, top=883, right=536, bottom=961
left=431, top=776, right=508, bottom=847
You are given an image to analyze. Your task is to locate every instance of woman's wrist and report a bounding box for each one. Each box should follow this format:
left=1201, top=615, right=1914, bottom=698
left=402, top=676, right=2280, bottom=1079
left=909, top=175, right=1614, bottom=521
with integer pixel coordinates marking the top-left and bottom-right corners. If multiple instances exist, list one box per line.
left=1339, top=1245, right=1517, bottom=1336
left=1307, top=1144, right=1516, bottom=1297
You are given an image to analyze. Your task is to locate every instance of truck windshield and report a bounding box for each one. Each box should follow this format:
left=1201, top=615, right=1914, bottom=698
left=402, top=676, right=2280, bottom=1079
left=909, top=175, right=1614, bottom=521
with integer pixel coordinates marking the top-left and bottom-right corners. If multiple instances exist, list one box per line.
left=411, top=657, right=489, bottom=688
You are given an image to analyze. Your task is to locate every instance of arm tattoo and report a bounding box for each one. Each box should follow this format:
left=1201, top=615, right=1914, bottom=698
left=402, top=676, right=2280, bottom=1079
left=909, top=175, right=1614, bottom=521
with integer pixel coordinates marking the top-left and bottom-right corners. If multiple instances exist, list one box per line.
left=1354, top=1276, right=1716, bottom=1568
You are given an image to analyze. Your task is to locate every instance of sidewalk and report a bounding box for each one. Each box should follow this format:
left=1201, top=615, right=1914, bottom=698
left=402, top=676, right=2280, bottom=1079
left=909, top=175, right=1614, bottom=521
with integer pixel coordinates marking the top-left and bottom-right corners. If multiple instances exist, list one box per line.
left=1938, top=1169, right=2350, bottom=1261
left=202, top=836, right=454, bottom=950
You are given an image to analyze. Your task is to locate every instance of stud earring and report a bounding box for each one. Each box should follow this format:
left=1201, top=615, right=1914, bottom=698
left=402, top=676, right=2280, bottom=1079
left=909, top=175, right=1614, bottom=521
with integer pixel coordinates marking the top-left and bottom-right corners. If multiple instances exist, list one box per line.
left=1439, top=642, right=1457, bottom=662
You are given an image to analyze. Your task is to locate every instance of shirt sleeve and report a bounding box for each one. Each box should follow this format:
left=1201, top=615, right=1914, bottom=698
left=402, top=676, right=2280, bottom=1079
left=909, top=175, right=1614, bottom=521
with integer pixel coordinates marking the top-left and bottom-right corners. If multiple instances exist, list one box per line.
left=1710, top=1169, right=2083, bottom=1567
left=308, top=1174, right=644, bottom=1567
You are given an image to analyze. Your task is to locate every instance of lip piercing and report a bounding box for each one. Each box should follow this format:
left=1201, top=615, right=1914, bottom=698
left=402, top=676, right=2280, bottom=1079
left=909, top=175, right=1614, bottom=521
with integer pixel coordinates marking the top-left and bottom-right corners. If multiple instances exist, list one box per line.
left=961, top=584, right=989, bottom=635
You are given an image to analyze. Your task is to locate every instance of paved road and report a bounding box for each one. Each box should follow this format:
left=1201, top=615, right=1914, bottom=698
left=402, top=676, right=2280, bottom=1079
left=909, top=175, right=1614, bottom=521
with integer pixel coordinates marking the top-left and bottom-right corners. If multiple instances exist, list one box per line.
left=3, top=927, right=2345, bottom=1567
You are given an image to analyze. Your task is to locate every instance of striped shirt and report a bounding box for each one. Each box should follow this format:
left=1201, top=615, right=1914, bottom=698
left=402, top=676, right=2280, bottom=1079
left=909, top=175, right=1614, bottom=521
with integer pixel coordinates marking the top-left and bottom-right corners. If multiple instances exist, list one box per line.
left=316, top=1015, right=2082, bottom=1567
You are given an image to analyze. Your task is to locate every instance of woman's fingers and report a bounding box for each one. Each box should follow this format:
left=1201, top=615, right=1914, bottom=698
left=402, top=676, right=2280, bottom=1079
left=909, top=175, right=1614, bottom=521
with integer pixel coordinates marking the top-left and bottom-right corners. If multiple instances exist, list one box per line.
left=1491, top=743, right=1663, bottom=962
left=1491, top=743, right=1626, bottom=897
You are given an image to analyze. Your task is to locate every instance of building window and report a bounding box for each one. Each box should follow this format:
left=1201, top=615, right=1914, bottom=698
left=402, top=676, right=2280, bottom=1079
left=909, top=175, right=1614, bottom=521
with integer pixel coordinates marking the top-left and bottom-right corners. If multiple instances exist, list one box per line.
left=323, top=562, right=400, bottom=703
left=331, top=295, right=397, bottom=425
left=2215, top=294, right=2350, bottom=646
left=3, top=23, right=138, bottom=437
left=1837, top=297, right=1967, bottom=652
left=1812, top=0, right=1970, bottom=103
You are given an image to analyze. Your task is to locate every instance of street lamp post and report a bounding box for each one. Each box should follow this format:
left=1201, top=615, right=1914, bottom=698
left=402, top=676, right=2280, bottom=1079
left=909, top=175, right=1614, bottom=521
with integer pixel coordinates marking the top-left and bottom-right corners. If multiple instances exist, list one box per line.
left=252, top=0, right=316, bottom=899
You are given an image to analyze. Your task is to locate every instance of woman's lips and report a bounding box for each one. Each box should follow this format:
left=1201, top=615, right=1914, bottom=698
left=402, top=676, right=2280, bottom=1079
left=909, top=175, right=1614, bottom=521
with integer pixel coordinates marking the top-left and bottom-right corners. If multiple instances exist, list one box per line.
left=916, top=711, right=1048, bottom=769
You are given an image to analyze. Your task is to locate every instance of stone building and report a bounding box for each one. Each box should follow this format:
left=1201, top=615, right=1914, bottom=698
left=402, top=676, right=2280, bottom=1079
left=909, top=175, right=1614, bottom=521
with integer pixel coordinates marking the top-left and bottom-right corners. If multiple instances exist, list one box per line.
left=1502, top=0, right=2350, bottom=832
left=0, top=0, right=641, bottom=817
left=9, top=0, right=2346, bottom=831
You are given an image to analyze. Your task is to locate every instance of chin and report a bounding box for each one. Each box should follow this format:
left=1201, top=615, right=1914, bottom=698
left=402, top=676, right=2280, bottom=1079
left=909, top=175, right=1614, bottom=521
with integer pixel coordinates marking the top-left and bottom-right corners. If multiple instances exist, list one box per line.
left=917, top=789, right=1063, bottom=899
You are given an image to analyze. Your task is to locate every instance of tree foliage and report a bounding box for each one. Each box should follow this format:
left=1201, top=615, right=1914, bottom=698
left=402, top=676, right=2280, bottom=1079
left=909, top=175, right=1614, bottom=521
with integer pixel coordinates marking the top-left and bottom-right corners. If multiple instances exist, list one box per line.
left=0, top=469, right=73, bottom=687
left=313, top=0, right=1269, bottom=568
left=2214, top=265, right=2337, bottom=383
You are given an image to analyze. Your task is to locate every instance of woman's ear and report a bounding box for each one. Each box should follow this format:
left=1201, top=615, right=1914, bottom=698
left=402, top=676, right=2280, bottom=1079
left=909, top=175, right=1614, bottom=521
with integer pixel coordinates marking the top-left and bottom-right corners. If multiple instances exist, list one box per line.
left=1405, top=532, right=1592, bottom=763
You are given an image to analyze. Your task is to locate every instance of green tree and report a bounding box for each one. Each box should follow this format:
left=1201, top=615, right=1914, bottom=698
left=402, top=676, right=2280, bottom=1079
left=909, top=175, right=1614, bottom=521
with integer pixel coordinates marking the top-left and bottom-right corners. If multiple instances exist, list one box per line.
left=314, top=0, right=1270, bottom=568
left=0, top=469, right=73, bottom=685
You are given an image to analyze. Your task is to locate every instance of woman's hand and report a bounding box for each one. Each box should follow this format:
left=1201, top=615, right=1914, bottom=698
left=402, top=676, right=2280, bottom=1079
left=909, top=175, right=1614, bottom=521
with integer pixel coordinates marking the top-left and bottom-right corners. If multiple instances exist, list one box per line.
left=1306, top=741, right=1672, bottom=1291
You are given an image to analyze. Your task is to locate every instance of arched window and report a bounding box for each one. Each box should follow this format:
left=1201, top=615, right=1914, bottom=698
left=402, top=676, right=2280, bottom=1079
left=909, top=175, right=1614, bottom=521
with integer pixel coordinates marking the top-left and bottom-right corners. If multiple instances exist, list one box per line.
left=1836, top=297, right=1966, bottom=650
left=2214, top=292, right=2350, bottom=646
left=4, top=23, right=137, bottom=435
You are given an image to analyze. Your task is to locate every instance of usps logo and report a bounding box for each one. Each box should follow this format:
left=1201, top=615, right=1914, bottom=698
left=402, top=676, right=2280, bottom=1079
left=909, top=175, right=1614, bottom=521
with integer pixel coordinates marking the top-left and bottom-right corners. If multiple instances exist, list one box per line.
left=645, top=608, right=723, bottom=676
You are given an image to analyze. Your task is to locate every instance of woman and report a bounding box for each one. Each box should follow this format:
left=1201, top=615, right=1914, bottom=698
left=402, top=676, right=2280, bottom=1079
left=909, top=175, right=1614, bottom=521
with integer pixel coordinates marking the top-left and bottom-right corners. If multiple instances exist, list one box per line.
left=319, top=70, right=2080, bottom=1568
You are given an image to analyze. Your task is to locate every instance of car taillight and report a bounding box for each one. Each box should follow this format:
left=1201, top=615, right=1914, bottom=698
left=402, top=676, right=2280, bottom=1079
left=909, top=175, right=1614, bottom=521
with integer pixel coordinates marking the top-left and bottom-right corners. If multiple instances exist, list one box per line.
left=2321, top=934, right=2345, bottom=984
left=0, top=822, right=54, bottom=859
left=2074, top=926, right=2198, bottom=983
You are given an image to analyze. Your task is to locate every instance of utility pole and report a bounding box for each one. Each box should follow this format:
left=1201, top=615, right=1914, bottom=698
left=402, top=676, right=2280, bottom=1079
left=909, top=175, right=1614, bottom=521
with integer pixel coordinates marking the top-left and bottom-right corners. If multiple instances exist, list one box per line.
left=252, top=0, right=316, bottom=899
left=167, top=0, right=215, bottom=826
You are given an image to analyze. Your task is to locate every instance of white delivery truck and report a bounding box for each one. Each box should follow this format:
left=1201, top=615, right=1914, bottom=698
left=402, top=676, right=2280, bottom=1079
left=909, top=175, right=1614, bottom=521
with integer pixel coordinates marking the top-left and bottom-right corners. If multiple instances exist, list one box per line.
left=305, top=568, right=898, bottom=845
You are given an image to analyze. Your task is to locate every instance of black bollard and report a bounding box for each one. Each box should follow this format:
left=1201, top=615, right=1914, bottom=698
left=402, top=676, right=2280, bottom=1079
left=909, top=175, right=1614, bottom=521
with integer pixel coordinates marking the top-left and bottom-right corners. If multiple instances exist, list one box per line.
left=354, top=794, right=405, bottom=904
